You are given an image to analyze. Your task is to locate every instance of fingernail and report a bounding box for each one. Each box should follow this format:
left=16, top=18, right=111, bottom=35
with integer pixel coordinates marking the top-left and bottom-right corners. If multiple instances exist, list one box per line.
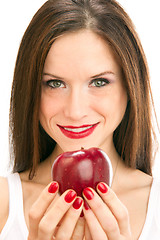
left=83, top=188, right=94, bottom=200
left=64, top=190, right=77, bottom=203
left=48, top=182, right=58, bottom=193
left=73, top=197, right=83, bottom=209
left=80, top=211, right=84, bottom=217
left=97, top=182, right=108, bottom=194
left=84, top=200, right=90, bottom=210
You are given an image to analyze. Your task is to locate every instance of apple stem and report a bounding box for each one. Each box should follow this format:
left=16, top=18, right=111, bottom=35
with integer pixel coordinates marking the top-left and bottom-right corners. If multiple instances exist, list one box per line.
left=81, top=147, right=84, bottom=150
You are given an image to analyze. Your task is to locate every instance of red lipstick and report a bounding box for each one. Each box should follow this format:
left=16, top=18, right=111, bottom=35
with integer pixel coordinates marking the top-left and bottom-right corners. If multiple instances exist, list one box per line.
left=57, top=123, right=99, bottom=139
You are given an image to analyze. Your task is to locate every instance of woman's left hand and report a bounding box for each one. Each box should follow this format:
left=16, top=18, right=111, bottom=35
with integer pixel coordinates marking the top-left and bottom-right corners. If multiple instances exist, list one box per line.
left=82, top=182, right=132, bottom=240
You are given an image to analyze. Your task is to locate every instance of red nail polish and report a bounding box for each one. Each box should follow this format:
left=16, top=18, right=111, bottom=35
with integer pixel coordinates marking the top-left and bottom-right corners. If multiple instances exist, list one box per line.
left=84, top=200, right=90, bottom=210
left=83, top=188, right=94, bottom=200
left=48, top=182, right=58, bottom=193
left=73, top=197, right=83, bottom=210
left=64, top=190, right=77, bottom=203
left=97, top=182, right=108, bottom=194
left=80, top=211, right=84, bottom=217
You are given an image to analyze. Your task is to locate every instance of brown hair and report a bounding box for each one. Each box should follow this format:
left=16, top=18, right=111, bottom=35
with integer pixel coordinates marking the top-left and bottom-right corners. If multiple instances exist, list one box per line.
left=10, top=0, right=157, bottom=179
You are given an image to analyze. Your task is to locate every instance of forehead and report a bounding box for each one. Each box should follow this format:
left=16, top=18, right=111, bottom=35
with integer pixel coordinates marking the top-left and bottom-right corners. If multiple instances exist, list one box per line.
left=43, top=30, right=121, bottom=78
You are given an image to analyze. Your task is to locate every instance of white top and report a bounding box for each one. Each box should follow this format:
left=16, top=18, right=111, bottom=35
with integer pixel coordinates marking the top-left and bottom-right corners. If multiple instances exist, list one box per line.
left=0, top=173, right=160, bottom=239
left=0, top=173, right=28, bottom=240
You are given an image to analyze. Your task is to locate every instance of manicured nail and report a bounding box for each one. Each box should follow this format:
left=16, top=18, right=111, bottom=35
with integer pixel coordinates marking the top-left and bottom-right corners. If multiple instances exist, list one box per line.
left=83, top=188, right=94, bottom=200
left=73, top=197, right=83, bottom=210
left=80, top=211, right=84, bottom=217
left=97, top=182, right=108, bottom=194
left=64, top=190, right=77, bottom=203
left=84, top=200, right=90, bottom=210
left=48, top=182, right=58, bottom=193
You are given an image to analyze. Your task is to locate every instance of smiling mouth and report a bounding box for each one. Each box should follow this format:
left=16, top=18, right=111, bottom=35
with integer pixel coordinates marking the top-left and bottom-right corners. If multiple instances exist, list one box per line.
left=57, top=123, right=99, bottom=139
left=63, top=125, right=93, bottom=132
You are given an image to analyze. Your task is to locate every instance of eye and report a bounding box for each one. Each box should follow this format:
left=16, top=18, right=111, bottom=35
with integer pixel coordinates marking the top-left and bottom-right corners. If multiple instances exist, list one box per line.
left=45, top=80, right=65, bottom=89
left=90, top=78, right=110, bottom=87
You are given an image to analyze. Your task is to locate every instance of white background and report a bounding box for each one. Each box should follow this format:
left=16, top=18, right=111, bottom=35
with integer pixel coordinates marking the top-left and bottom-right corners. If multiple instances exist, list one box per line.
left=0, top=0, right=159, bottom=178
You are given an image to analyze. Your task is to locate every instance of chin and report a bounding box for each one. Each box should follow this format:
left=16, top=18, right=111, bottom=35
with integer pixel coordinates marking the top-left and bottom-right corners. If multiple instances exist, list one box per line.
left=57, top=141, right=99, bottom=153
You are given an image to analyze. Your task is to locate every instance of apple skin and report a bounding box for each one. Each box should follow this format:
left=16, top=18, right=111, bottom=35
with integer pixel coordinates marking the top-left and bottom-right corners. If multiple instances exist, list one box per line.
left=51, top=147, right=113, bottom=196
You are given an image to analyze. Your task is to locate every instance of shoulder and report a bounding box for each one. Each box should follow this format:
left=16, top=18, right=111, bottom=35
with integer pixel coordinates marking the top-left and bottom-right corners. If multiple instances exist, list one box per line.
left=19, top=172, right=47, bottom=210
left=129, top=170, right=153, bottom=198
left=0, top=176, right=9, bottom=233
left=128, top=168, right=153, bottom=188
left=118, top=168, right=153, bottom=192
left=116, top=168, right=153, bottom=212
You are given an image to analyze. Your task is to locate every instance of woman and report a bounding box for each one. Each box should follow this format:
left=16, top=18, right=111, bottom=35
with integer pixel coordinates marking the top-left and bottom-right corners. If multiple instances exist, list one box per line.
left=0, top=0, right=159, bottom=239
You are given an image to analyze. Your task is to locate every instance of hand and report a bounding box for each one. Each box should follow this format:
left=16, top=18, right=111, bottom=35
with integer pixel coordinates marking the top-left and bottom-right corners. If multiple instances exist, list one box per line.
left=82, top=182, right=132, bottom=240
left=27, top=182, right=84, bottom=240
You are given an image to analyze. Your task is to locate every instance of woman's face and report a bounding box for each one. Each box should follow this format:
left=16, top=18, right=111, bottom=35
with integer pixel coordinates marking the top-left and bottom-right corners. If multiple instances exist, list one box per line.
left=40, top=30, right=128, bottom=153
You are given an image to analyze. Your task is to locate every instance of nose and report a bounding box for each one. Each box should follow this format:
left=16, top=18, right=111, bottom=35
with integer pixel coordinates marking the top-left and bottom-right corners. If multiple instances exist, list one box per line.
left=63, top=88, right=88, bottom=121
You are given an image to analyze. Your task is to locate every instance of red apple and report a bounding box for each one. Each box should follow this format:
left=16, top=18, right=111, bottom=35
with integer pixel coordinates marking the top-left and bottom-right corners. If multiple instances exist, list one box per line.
left=51, top=147, right=113, bottom=196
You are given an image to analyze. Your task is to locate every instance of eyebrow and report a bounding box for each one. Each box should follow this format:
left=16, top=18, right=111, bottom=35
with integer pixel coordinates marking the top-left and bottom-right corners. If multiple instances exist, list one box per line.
left=43, top=71, right=115, bottom=80
left=43, top=73, right=64, bottom=80
left=90, top=71, right=115, bottom=79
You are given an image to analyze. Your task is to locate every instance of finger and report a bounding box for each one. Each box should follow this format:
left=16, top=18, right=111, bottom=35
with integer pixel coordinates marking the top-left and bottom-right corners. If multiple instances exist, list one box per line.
left=71, top=216, right=85, bottom=240
left=56, top=197, right=84, bottom=239
left=84, top=221, right=93, bottom=240
left=38, top=189, right=77, bottom=240
left=83, top=187, right=120, bottom=239
left=97, top=182, right=131, bottom=236
left=28, top=181, right=59, bottom=239
left=83, top=200, right=108, bottom=240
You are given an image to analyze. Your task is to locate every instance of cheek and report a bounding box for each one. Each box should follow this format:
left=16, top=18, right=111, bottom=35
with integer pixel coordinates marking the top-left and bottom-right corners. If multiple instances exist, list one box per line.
left=95, top=88, right=128, bottom=122
left=112, top=89, right=128, bottom=113
left=39, top=93, right=61, bottom=122
left=110, top=91, right=128, bottom=126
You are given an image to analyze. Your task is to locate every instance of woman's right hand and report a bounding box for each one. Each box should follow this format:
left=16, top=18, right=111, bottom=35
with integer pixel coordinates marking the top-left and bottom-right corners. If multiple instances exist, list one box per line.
left=27, top=182, right=84, bottom=240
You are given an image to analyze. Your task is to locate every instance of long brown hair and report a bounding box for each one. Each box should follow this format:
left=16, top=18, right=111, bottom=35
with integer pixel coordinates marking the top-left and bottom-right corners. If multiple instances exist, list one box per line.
left=10, top=0, right=157, bottom=179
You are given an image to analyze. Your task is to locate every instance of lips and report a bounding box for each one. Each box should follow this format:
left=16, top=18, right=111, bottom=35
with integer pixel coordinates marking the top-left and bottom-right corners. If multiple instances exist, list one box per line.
left=57, top=123, right=99, bottom=139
